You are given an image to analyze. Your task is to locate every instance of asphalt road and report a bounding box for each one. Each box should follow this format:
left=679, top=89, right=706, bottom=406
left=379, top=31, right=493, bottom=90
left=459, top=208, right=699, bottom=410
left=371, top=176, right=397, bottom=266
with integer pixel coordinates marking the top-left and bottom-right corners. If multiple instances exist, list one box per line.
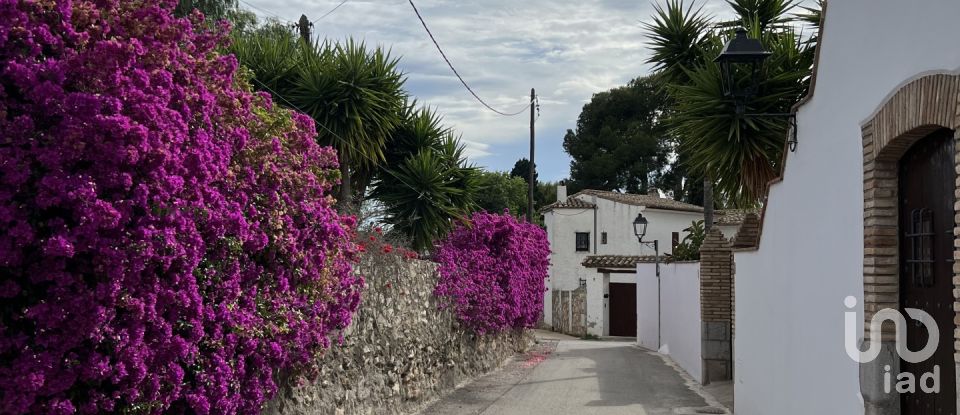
left=419, top=333, right=727, bottom=415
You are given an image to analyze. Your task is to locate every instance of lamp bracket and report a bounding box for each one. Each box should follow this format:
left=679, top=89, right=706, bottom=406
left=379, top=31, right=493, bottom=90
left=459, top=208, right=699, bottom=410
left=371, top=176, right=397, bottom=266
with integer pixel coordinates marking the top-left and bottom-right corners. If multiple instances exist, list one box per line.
left=741, top=111, right=798, bottom=152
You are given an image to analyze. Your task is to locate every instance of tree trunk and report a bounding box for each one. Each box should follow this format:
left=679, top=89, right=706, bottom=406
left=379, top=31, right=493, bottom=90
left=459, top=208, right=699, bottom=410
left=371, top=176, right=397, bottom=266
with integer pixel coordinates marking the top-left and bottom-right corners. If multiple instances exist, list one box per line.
left=338, top=150, right=352, bottom=210
left=703, top=176, right=714, bottom=231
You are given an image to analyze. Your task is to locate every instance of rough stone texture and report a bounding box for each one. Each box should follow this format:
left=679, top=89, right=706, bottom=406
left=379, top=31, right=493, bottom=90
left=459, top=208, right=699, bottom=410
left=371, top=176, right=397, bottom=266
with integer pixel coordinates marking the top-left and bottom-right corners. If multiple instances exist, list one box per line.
left=861, top=341, right=900, bottom=415
left=263, top=256, right=532, bottom=415
left=700, top=228, right=733, bottom=384
left=551, top=287, right=586, bottom=337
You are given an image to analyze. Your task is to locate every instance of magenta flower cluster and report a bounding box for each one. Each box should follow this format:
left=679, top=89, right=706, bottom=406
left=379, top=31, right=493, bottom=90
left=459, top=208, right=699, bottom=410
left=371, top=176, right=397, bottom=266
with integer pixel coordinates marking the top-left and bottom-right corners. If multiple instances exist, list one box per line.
left=0, top=1, right=362, bottom=414
left=433, top=212, right=550, bottom=334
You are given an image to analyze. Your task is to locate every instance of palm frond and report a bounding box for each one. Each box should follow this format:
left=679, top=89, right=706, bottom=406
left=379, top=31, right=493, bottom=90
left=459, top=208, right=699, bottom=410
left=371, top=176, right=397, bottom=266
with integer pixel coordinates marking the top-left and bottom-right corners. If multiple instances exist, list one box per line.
left=643, top=0, right=712, bottom=85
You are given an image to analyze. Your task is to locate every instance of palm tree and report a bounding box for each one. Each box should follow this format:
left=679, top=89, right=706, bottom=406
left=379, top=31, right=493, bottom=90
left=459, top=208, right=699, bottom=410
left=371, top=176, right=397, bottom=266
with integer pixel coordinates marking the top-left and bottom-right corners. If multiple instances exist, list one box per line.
left=644, top=0, right=817, bottom=210
left=370, top=104, right=478, bottom=251
left=231, top=30, right=407, bottom=210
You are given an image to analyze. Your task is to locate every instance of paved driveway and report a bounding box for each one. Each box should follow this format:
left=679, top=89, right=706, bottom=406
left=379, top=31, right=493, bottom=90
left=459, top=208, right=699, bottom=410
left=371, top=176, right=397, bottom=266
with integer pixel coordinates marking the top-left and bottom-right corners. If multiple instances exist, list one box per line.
left=419, top=334, right=728, bottom=415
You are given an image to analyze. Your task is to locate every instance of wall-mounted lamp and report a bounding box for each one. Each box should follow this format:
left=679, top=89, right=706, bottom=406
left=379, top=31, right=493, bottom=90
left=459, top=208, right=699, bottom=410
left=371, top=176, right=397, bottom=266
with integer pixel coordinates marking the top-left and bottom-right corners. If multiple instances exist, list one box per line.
left=633, top=213, right=659, bottom=277
left=715, top=28, right=798, bottom=151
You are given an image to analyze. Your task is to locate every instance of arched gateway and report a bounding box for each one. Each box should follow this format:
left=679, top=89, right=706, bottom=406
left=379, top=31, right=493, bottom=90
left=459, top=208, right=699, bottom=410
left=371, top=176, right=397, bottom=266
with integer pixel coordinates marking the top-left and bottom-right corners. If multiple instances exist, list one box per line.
left=861, top=74, right=960, bottom=415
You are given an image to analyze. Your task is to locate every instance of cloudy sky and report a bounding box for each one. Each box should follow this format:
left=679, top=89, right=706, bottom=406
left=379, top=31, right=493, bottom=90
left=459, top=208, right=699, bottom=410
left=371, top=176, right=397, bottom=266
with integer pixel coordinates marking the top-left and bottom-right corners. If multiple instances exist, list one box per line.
left=240, top=0, right=761, bottom=181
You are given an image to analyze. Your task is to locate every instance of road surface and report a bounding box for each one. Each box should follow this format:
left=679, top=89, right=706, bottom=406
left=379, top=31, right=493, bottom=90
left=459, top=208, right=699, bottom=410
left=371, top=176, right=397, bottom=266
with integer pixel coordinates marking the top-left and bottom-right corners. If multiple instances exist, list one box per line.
left=419, top=332, right=728, bottom=415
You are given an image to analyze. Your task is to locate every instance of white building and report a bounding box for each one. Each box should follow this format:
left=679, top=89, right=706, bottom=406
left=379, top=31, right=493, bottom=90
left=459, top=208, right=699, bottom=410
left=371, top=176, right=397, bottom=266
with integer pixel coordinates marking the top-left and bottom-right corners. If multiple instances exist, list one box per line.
left=733, top=1, right=960, bottom=414
left=541, top=187, right=742, bottom=337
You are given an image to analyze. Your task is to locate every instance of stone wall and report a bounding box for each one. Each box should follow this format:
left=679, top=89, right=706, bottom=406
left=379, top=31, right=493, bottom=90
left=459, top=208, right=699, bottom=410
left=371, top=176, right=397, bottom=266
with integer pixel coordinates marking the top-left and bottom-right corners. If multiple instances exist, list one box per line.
left=264, top=256, right=532, bottom=415
left=551, top=286, right=586, bottom=337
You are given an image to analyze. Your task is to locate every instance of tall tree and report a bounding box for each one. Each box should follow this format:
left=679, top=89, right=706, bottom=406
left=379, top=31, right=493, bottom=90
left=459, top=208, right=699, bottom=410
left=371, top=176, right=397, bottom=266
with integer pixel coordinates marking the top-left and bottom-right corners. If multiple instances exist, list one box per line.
left=231, top=31, right=407, bottom=209
left=510, top=158, right=537, bottom=184
left=474, top=171, right=527, bottom=216
left=175, top=0, right=236, bottom=19
left=370, top=104, right=479, bottom=251
left=645, top=0, right=817, bottom=208
left=563, top=76, right=672, bottom=194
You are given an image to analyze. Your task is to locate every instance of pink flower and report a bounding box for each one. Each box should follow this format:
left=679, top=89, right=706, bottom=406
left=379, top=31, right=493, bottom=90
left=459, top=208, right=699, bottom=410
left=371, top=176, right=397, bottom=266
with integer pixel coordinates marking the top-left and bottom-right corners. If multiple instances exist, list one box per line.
left=433, top=213, right=550, bottom=334
left=0, top=2, right=362, bottom=414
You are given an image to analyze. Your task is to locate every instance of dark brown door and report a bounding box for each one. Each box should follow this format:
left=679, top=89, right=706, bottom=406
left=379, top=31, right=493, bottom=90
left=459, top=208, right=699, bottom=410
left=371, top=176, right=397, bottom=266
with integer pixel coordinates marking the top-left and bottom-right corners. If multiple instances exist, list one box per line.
left=608, top=282, right=637, bottom=337
left=899, top=128, right=957, bottom=414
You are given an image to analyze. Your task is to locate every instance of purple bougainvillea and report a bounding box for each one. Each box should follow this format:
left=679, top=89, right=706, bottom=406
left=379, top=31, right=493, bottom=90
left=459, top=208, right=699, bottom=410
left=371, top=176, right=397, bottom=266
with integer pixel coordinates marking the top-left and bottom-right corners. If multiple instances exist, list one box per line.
left=0, top=1, right=362, bottom=414
left=434, top=212, right=550, bottom=335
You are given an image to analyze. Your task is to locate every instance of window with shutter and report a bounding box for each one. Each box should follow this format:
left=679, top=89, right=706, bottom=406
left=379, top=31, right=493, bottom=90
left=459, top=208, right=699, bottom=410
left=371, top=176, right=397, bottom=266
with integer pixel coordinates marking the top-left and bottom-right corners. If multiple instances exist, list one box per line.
left=575, top=232, right=590, bottom=251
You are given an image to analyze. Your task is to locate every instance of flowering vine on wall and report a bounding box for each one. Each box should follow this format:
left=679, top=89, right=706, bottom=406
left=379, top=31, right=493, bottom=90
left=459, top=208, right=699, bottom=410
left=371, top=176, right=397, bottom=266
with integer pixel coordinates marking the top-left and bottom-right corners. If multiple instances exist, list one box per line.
left=433, top=212, right=550, bottom=335
left=0, top=1, right=362, bottom=414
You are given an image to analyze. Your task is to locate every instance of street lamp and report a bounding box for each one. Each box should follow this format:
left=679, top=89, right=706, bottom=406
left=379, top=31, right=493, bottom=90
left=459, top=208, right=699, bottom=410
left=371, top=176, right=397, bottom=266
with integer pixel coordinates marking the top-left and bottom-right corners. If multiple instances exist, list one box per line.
left=632, top=213, right=659, bottom=277
left=633, top=212, right=662, bottom=347
left=715, top=28, right=798, bottom=152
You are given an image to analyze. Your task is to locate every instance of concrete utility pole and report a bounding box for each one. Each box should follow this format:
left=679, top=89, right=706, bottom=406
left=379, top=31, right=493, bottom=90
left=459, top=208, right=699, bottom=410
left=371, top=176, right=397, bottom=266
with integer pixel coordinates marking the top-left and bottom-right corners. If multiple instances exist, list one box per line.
left=296, top=14, right=313, bottom=42
left=528, top=88, right=536, bottom=223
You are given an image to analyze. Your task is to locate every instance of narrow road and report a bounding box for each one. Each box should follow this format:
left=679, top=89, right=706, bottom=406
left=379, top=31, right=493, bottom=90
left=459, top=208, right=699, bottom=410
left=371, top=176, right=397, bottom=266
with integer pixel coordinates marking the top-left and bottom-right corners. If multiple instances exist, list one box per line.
left=419, top=332, right=727, bottom=415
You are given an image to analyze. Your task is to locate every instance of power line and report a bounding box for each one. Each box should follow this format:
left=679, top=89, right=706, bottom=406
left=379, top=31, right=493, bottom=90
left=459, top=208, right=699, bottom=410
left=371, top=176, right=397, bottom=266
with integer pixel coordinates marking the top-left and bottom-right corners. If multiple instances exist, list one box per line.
left=313, top=0, right=350, bottom=23
left=237, top=0, right=288, bottom=22
left=247, top=77, right=358, bottom=156
left=406, top=0, right=531, bottom=117
left=249, top=65, right=439, bottom=204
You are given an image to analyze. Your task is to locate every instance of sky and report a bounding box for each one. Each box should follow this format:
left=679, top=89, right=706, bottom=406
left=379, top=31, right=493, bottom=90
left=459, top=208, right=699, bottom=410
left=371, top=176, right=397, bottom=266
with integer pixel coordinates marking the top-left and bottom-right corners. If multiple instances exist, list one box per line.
left=239, top=0, right=770, bottom=181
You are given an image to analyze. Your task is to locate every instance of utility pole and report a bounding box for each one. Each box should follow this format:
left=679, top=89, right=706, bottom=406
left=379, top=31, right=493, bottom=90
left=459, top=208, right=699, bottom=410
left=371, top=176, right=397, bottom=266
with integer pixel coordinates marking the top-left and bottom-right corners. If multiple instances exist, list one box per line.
left=528, top=88, right=535, bottom=223
left=295, top=14, right=313, bottom=42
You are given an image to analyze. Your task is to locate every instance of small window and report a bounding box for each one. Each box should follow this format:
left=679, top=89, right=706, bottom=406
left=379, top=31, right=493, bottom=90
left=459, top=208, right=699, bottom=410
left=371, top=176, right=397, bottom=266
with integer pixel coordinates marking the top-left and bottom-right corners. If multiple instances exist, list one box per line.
left=575, top=232, right=590, bottom=252
left=672, top=232, right=680, bottom=250
left=601, top=232, right=608, bottom=245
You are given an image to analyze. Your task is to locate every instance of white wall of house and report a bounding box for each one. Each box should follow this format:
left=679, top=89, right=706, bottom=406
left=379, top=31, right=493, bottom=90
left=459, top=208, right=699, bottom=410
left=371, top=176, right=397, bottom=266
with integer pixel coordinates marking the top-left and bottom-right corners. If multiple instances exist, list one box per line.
left=543, top=206, right=594, bottom=327
left=637, top=267, right=660, bottom=351
left=581, top=195, right=708, bottom=257
left=583, top=271, right=637, bottom=336
left=637, top=262, right=702, bottom=382
left=733, top=1, right=960, bottom=414
left=545, top=191, right=740, bottom=331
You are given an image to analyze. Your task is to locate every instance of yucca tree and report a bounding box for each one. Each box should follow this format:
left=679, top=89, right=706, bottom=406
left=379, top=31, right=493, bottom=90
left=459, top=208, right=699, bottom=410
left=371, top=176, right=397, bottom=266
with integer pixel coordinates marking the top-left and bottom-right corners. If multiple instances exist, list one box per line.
left=645, top=0, right=817, bottom=207
left=231, top=30, right=407, bottom=209
left=370, top=104, right=478, bottom=251
left=290, top=40, right=407, bottom=208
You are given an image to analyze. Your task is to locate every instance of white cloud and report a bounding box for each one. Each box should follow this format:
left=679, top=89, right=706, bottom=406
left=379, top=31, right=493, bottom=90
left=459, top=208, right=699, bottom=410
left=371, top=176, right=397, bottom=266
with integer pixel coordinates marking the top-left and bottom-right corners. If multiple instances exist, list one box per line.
left=241, top=0, right=814, bottom=180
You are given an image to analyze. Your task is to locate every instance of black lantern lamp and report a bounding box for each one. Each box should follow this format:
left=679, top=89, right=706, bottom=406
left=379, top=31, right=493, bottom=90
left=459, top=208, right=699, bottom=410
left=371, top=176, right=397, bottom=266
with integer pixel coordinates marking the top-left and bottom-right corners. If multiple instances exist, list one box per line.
left=715, top=28, right=771, bottom=104
left=633, top=213, right=649, bottom=242
left=632, top=213, right=659, bottom=277
left=715, top=28, right=798, bottom=152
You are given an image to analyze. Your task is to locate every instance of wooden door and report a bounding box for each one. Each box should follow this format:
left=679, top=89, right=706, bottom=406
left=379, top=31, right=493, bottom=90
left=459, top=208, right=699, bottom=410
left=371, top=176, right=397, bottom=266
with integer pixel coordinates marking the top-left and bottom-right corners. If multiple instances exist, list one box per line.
left=899, top=128, right=957, bottom=414
left=608, top=282, right=637, bottom=337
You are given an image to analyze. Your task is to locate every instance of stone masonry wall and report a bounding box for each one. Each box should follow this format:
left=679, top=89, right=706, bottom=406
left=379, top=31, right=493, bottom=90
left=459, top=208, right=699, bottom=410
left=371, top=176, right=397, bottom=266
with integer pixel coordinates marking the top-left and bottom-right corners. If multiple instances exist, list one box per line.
left=550, top=287, right=586, bottom=337
left=264, top=256, right=532, bottom=415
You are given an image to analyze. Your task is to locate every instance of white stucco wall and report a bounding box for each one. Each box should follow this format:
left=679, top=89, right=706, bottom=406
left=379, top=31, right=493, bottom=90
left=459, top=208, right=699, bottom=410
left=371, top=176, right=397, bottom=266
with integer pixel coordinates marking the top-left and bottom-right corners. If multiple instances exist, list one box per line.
left=733, top=2, right=960, bottom=414
left=543, top=207, right=594, bottom=327
left=583, top=196, right=707, bottom=257
left=637, top=262, right=702, bottom=382
left=637, top=267, right=660, bottom=351
left=545, top=193, right=739, bottom=330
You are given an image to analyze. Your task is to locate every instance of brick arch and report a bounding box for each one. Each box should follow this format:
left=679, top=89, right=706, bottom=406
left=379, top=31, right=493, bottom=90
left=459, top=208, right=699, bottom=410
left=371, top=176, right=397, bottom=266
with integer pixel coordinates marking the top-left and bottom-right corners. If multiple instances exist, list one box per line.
left=860, top=73, right=960, bottom=414
left=861, top=73, right=960, bottom=337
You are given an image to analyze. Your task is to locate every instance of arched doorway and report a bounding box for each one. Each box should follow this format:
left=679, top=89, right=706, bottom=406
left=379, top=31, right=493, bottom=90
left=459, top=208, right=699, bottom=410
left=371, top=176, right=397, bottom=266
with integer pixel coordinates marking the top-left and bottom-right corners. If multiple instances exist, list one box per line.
left=898, top=128, right=957, bottom=413
left=861, top=73, right=960, bottom=415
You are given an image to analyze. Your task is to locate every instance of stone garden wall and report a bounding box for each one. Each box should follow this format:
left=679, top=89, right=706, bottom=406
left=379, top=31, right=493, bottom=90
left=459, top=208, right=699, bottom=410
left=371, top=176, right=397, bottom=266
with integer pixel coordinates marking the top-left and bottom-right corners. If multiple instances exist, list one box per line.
left=551, top=286, right=586, bottom=337
left=264, top=256, right=532, bottom=415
